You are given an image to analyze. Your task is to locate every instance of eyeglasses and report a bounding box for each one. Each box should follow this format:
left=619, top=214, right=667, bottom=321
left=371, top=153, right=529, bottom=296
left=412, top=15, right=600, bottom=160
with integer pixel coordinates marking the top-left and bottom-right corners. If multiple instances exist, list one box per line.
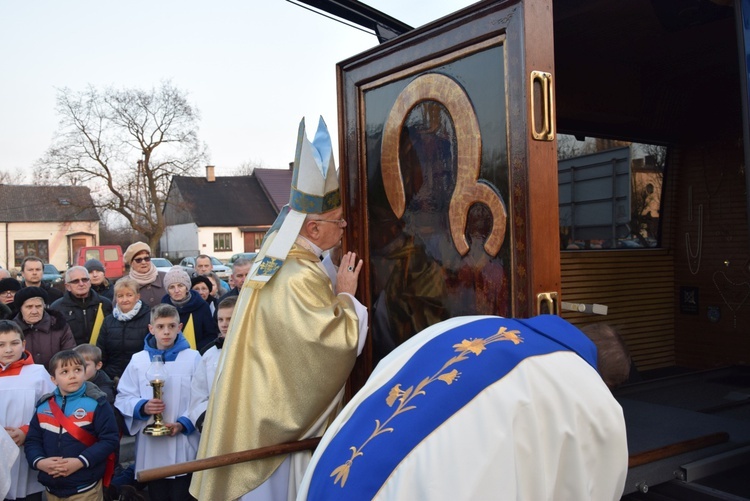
left=1, top=291, right=16, bottom=297
left=132, top=256, right=151, bottom=264
left=313, top=218, right=346, bottom=227
left=67, top=277, right=90, bottom=285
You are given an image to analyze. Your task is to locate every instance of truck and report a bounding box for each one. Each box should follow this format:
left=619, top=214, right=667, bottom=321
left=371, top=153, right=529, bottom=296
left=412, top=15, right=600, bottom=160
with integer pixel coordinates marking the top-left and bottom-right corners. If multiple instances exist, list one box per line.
left=319, top=0, right=750, bottom=497
left=73, top=245, right=125, bottom=279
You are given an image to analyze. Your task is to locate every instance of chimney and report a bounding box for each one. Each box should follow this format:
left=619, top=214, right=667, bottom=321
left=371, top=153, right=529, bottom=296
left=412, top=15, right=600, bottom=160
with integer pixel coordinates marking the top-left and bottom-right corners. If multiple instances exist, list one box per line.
left=206, top=165, right=216, bottom=182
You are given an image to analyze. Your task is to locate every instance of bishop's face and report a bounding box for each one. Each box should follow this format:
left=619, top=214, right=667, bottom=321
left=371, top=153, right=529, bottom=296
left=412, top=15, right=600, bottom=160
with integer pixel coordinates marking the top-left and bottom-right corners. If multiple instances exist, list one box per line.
left=313, top=207, right=346, bottom=251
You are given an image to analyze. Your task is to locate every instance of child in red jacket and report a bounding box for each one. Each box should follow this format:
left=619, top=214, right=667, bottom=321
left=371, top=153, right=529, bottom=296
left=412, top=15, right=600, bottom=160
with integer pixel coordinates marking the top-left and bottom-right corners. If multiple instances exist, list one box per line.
left=25, top=350, right=119, bottom=500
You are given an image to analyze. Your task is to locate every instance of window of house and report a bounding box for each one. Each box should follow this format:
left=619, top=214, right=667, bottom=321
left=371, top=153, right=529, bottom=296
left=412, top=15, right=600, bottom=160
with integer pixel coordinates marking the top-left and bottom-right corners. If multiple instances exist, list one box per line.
left=557, top=135, right=666, bottom=250
left=15, top=240, right=50, bottom=267
left=253, top=232, right=264, bottom=251
left=214, top=233, right=233, bottom=252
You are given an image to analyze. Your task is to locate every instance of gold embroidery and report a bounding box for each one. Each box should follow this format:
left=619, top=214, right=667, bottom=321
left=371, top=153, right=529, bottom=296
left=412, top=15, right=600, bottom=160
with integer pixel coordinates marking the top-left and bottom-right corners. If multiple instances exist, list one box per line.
left=330, top=325, right=523, bottom=487
left=437, top=369, right=459, bottom=385
left=257, top=257, right=282, bottom=276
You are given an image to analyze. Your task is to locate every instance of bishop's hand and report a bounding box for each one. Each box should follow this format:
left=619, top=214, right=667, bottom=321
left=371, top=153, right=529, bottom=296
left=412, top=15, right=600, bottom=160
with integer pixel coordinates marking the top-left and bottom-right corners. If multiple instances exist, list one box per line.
left=335, top=251, right=363, bottom=296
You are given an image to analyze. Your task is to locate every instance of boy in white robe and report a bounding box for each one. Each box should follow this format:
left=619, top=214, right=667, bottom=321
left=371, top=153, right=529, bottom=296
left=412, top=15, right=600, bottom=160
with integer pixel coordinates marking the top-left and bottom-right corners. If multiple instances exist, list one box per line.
left=115, top=304, right=201, bottom=501
left=187, top=296, right=236, bottom=431
left=0, top=320, right=55, bottom=501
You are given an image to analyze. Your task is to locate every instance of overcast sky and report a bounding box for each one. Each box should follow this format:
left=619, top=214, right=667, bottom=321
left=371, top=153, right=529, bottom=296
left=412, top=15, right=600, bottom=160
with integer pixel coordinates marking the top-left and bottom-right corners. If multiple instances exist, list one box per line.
left=0, top=0, right=475, bottom=179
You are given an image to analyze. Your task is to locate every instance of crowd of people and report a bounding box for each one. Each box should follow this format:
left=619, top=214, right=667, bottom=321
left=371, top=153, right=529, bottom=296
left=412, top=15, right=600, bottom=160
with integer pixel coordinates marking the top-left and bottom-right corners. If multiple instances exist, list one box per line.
left=0, top=243, right=247, bottom=501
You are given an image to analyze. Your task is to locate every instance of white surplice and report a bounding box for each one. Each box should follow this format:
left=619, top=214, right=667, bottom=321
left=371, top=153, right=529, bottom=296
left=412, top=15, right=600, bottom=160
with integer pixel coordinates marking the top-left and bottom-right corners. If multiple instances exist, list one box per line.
left=0, top=363, right=55, bottom=500
left=115, top=349, right=202, bottom=477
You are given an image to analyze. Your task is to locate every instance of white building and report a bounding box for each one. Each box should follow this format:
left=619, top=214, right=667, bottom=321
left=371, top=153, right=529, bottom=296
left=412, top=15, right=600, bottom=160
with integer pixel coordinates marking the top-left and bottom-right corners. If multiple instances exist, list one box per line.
left=160, top=166, right=292, bottom=261
left=0, top=185, right=100, bottom=271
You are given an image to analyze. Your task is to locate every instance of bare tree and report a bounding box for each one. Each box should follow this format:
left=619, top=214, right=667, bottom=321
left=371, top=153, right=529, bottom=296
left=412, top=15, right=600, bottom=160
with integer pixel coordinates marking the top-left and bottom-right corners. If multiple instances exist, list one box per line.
left=0, top=169, right=27, bottom=185
left=231, top=158, right=266, bottom=176
left=556, top=134, right=597, bottom=160
left=39, top=82, right=207, bottom=251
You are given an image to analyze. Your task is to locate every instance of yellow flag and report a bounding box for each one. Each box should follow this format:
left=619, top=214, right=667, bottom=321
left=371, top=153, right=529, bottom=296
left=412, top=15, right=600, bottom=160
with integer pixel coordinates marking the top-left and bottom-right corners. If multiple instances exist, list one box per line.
left=89, top=303, right=106, bottom=345
left=183, top=313, right=197, bottom=349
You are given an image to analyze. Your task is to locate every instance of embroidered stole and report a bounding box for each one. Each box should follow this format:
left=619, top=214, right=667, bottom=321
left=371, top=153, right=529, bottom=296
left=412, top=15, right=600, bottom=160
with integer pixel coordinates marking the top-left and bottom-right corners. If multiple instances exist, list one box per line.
left=307, top=316, right=596, bottom=499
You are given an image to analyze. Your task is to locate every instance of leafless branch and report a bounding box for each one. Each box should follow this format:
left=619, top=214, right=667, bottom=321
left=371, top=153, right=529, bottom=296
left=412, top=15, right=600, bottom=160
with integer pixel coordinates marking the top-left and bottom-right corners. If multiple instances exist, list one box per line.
left=37, top=82, right=208, bottom=250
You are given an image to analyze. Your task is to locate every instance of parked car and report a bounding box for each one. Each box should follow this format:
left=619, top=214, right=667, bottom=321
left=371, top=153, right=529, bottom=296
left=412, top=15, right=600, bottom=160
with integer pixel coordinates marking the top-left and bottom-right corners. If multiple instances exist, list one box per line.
left=73, top=245, right=125, bottom=278
left=43, top=263, right=64, bottom=287
left=229, top=252, right=257, bottom=265
left=151, top=257, right=174, bottom=273
left=179, top=256, right=231, bottom=280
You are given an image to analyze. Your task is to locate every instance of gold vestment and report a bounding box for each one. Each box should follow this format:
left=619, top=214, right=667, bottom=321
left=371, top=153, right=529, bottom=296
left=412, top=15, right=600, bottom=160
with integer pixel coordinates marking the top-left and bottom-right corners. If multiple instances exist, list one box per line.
left=190, top=244, right=360, bottom=500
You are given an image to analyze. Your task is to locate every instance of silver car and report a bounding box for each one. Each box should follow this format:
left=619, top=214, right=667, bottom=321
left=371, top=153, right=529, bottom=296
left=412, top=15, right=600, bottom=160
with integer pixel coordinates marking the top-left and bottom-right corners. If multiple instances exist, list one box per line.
left=150, top=257, right=174, bottom=273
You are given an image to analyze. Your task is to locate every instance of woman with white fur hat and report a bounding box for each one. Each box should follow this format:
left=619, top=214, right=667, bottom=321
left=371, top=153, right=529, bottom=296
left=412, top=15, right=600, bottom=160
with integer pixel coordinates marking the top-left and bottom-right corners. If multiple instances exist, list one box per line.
left=161, top=266, right=217, bottom=351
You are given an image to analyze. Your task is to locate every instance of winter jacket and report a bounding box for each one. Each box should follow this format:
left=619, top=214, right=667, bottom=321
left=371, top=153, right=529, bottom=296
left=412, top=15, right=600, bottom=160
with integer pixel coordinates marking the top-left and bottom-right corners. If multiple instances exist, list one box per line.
left=96, top=303, right=151, bottom=381
left=21, top=282, right=64, bottom=303
left=0, top=301, right=12, bottom=320
left=218, top=287, right=239, bottom=304
left=13, top=309, right=76, bottom=371
left=91, top=280, right=114, bottom=301
left=25, top=382, right=119, bottom=498
left=134, top=271, right=167, bottom=309
left=162, top=292, right=218, bottom=351
left=90, top=369, right=115, bottom=404
left=50, top=290, right=113, bottom=345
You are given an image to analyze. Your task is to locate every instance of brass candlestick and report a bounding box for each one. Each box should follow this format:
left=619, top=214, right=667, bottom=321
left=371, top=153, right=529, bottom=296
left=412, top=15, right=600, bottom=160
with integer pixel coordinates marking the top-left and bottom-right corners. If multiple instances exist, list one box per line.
left=143, top=355, right=171, bottom=437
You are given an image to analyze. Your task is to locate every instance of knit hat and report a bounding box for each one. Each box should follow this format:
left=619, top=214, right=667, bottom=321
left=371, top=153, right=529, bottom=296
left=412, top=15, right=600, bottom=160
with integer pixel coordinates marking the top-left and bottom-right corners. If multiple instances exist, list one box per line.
left=0, top=278, right=21, bottom=294
left=164, top=266, right=191, bottom=291
left=14, top=286, right=49, bottom=311
left=248, top=116, right=340, bottom=289
left=124, top=242, right=151, bottom=264
left=191, top=275, right=213, bottom=292
left=84, top=259, right=105, bottom=273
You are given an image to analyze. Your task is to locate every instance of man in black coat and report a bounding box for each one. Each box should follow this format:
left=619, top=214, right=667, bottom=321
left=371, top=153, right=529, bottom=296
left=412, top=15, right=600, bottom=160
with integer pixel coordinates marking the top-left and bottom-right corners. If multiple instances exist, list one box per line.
left=50, top=266, right=113, bottom=345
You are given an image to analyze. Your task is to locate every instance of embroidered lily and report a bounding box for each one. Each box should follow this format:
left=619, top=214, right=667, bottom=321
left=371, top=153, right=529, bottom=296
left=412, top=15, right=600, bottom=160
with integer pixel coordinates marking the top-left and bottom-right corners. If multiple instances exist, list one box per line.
left=438, top=369, right=460, bottom=385
left=330, top=324, right=523, bottom=487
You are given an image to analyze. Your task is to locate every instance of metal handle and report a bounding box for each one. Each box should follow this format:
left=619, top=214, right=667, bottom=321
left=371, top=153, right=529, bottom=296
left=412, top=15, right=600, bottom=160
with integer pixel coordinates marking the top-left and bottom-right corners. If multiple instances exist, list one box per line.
left=530, top=70, right=555, bottom=141
left=561, top=302, right=609, bottom=315
left=536, top=292, right=559, bottom=315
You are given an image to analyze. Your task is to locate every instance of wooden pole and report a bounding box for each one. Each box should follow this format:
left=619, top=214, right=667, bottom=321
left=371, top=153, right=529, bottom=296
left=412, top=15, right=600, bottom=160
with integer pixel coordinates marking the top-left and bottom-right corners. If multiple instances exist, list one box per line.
left=136, top=437, right=322, bottom=483
left=139, top=430, right=730, bottom=481
left=628, top=431, right=729, bottom=468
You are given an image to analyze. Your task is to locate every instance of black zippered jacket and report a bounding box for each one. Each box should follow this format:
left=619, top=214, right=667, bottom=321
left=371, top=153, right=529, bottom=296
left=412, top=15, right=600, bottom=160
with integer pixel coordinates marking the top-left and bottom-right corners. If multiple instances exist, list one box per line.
left=50, top=291, right=113, bottom=345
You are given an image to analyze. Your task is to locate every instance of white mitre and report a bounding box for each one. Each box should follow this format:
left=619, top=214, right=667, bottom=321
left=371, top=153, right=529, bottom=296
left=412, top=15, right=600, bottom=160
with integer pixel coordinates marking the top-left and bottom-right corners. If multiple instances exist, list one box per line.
left=246, top=116, right=341, bottom=289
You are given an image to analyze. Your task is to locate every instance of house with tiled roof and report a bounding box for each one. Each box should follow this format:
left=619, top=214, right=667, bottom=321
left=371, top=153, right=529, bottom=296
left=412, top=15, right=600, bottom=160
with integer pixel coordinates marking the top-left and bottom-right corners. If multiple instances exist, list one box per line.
left=160, top=166, right=293, bottom=260
left=0, top=184, right=100, bottom=270
left=254, top=166, right=295, bottom=212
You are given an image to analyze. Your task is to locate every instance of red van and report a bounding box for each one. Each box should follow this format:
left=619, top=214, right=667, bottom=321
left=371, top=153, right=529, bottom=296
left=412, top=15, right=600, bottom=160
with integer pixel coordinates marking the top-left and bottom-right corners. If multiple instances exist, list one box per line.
left=74, top=245, right=125, bottom=279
